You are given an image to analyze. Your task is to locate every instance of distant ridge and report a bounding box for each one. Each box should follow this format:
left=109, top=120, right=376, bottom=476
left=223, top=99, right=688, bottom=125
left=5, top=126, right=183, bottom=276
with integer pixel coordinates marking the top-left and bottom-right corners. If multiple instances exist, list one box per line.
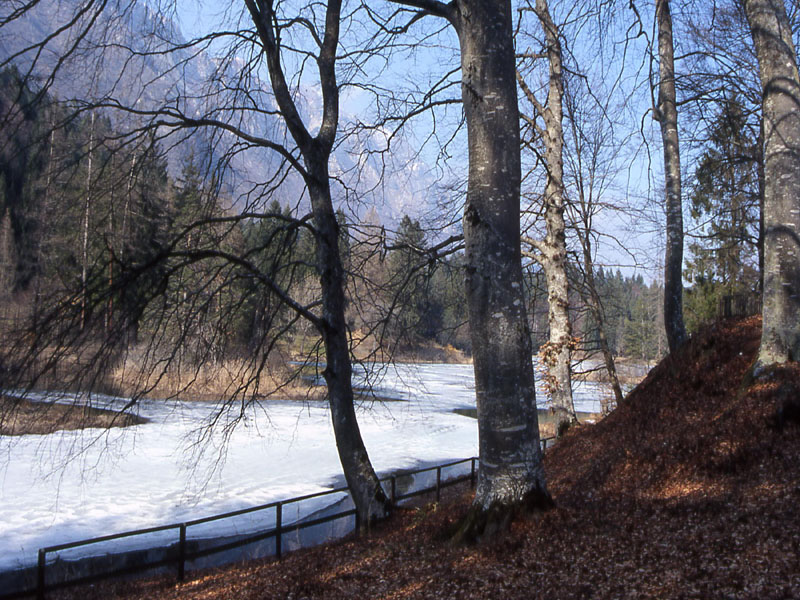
left=0, top=0, right=441, bottom=227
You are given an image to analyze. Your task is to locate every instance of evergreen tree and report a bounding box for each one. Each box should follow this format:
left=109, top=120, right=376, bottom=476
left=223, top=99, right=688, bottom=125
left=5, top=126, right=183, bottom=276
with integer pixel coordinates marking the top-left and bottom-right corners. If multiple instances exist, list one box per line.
left=684, top=96, right=760, bottom=330
left=238, top=200, right=305, bottom=353
left=114, top=144, right=171, bottom=345
left=386, top=215, right=442, bottom=345
left=430, top=254, right=469, bottom=350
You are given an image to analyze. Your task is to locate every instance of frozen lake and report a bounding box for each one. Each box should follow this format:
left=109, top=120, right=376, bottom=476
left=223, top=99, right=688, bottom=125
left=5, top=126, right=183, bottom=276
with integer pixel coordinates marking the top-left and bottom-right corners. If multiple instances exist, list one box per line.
left=0, top=362, right=611, bottom=572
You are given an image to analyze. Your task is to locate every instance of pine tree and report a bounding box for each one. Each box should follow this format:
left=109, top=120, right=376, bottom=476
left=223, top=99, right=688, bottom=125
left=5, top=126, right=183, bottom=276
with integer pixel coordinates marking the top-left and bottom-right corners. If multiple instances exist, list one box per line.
left=386, top=215, right=438, bottom=345
left=684, top=96, right=760, bottom=330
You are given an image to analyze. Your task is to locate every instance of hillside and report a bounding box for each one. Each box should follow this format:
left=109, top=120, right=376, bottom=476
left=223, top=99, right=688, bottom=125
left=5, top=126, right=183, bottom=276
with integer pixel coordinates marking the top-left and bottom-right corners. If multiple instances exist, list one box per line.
left=53, top=316, right=800, bottom=599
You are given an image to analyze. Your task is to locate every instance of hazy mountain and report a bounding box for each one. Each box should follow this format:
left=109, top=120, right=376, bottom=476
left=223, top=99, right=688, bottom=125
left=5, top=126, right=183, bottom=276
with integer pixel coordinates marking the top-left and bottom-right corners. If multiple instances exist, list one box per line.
left=0, top=0, right=443, bottom=230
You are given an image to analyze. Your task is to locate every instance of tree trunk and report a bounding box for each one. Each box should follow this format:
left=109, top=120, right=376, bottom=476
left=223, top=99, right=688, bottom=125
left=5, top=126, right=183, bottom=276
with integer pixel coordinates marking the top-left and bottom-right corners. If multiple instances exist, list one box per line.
left=81, top=111, right=95, bottom=331
left=655, top=0, right=686, bottom=353
left=757, top=116, right=765, bottom=294
left=452, top=0, right=552, bottom=541
left=0, top=208, right=15, bottom=295
left=580, top=239, right=624, bottom=411
left=743, top=0, right=800, bottom=367
left=309, top=171, right=390, bottom=526
left=246, top=0, right=390, bottom=526
left=532, top=0, right=576, bottom=435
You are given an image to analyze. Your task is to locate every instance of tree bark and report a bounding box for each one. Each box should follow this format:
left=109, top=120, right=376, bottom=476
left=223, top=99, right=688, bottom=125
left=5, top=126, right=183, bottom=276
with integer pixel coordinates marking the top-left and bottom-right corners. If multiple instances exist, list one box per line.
left=81, top=110, right=95, bottom=331
left=655, top=0, right=687, bottom=353
left=452, top=0, right=552, bottom=540
left=757, top=117, right=765, bottom=294
left=0, top=208, right=15, bottom=295
left=743, top=0, right=800, bottom=367
left=309, top=168, right=390, bottom=525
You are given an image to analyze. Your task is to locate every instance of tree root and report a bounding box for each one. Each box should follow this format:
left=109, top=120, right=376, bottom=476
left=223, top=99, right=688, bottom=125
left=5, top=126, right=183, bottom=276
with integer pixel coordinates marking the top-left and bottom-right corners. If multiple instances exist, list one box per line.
left=450, top=485, right=554, bottom=545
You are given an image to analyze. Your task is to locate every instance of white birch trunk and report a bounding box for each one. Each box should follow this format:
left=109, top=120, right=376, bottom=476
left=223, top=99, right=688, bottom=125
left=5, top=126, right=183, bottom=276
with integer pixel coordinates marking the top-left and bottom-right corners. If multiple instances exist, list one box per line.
left=81, top=111, right=95, bottom=331
left=531, top=0, right=576, bottom=434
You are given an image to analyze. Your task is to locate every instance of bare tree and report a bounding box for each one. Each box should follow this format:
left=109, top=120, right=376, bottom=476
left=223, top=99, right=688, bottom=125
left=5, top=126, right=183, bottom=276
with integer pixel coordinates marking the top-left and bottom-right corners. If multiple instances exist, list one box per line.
left=248, top=0, right=391, bottom=523
left=562, top=77, right=626, bottom=410
left=654, top=0, right=687, bottom=353
left=742, top=0, right=800, bottom=369
left=517, top=0, right=577, bottom=436
left=0, top=0, right=391, bottom=525
left=384, top=0, right=552, bottom=540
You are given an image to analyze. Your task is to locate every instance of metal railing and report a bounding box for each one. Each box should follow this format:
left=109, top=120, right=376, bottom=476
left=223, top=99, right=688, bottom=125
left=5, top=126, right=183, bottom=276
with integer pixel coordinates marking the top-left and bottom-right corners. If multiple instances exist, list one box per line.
left=6, top=437, right=554, bottom=600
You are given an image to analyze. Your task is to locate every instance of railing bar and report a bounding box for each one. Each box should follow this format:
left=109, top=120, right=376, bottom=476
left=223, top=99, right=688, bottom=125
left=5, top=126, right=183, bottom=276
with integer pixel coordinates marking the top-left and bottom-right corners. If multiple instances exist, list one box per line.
left=184, top=486, right=353, bottom=528
left=281, top=486, right=351, bottom=506
left=186, top=507, right=360, bottom=563
left=46, top=490, right=352, bottom=552
left=289, top=509, right=357, bottom=532
left=45, top=461, right=475, bottom=552
left=185, top=501, right=280, bottom=526
left=393, top=474, right=472, bottom=504
left=186, top=528, right=281, bottom=562
left=43, top=523, right=182, bottom=553
left=442, top=474, right=471, bottom=487
left=395, top=486, right=436, bottom=502
left=186, top=483, right=349, bottom=526
left=378, top=458, right=471, bottom=482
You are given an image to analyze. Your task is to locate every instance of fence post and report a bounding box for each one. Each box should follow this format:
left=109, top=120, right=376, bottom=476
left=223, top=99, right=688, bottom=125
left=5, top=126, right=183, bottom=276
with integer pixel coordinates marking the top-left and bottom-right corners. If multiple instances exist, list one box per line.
left=275, top=503, right=283, bottom=559
left=470, top=458, right=476, bottom=488
left=178, top=524, right=186, bottom=582
left=436, top=466, right=441, bottom=503
left=37, top=549, right=46, bottom=600
left=390, top=476, right=397, bottom=505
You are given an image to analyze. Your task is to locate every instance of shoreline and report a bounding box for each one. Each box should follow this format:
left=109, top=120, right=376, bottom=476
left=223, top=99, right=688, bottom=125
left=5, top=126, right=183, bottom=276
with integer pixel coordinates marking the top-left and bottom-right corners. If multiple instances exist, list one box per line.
left=0, top=394, right=149, bottom=436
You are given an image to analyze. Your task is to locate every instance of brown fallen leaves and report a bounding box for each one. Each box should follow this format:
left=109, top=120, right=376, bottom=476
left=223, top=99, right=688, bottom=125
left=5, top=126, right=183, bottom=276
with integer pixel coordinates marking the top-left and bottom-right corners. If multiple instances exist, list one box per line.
left=53, top=316, right=800, bottom=599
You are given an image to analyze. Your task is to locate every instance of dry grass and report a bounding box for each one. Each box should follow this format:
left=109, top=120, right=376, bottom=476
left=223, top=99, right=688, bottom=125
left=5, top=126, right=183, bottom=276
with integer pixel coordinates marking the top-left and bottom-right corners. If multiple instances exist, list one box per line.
left=348, top=328, right=471, bottom=364
left=106, top=354, right=327, bottom=403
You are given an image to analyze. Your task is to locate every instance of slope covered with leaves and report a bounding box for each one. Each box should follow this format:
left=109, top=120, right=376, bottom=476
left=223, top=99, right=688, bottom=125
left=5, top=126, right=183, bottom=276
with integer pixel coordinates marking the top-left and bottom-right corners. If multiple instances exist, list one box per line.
left=55, top=316, right=800, bottom=599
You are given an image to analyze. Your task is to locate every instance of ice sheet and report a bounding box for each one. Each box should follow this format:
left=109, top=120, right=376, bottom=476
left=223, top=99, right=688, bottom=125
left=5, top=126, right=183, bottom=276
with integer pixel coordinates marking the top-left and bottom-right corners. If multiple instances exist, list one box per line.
left=0, top=362, right=612, bottom=571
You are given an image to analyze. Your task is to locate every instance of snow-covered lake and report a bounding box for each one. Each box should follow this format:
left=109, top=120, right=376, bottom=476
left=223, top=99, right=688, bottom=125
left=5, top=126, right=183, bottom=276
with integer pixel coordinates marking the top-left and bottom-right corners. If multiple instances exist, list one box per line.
left=0, top=362, right=610, bottom=573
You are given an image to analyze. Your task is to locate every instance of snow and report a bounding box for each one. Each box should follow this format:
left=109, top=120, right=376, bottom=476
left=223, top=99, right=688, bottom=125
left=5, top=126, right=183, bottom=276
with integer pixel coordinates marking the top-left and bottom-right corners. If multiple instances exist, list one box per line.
left=0, top=362, right=609, bottom=572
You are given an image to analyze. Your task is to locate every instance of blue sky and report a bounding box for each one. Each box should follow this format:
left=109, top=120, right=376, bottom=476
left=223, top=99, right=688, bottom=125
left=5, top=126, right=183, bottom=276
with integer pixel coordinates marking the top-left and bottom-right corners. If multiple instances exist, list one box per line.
left=167, top=0, right=663, bottom=277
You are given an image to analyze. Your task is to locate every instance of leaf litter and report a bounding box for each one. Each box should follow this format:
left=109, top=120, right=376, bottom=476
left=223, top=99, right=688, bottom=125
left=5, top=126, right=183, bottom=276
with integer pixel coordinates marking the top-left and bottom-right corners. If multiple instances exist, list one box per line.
left=53, top=316, right=800, bottom=599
